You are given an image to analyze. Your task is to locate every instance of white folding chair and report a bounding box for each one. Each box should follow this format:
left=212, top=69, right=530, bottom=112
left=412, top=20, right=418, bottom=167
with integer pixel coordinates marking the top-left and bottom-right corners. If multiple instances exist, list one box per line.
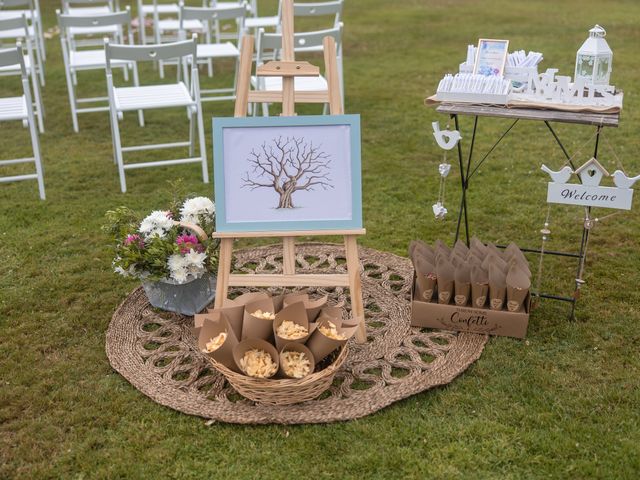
left=251, top=24, right=342, bottom=116
left=294, top=1, right=342, bottom=32
left=0, top=0, right=44, bottom=85
left=105, top=36, right=208, bottom=192
left=58, top=8, right=141, bottom=133
left=0, top=0, right=45, bottom=62
left=0, top=44, right=45, bottom=199
left=178, top=3, right=244, bottom=100
left=244, top=0, right=280, bottom=33
left=61, top=0, right=122, bottom=48
left=0, top=15, right=43, bottom=131
left=136, top=0, right=179, bottom=45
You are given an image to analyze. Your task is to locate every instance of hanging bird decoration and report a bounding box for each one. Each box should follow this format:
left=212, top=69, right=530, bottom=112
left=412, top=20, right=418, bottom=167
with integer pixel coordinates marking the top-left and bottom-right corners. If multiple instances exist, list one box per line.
left=432, top=121, right=462, bottom=150
left=612, top=170, right=640, bottom=189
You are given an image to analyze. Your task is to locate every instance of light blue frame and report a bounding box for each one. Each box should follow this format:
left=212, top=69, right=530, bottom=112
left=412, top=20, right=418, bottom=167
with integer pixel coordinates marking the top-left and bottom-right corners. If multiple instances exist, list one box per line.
left=213, top=114, right=362, bottom=233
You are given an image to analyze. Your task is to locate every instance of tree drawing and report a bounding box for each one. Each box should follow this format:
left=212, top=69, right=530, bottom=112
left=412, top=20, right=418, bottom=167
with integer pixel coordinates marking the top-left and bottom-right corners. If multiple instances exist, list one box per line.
left=241, top=136, right=334, bottom=209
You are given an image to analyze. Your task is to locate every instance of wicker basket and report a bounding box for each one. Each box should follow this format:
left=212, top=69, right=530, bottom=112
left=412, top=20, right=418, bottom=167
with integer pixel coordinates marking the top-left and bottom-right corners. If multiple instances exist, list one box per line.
left=209, top=344, right=349, bottom=405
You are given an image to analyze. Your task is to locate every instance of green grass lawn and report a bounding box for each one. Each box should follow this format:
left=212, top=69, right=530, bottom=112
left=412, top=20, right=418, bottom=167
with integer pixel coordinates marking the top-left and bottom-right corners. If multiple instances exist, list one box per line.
left=2, top=0, right=640, bottom=478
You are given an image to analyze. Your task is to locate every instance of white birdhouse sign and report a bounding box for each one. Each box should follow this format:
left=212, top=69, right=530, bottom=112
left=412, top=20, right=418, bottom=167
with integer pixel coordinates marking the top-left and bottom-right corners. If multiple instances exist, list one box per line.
left=542, top=158, right=636, bottom=210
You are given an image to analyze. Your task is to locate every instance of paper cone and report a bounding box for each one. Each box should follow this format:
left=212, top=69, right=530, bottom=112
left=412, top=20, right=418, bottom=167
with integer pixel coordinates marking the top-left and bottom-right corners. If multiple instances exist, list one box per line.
left=414, top=256, right=437, bottom=302
left=272, top=293, right=285, bottom=312
left=467, top=252, right=483, bottom=267
left=273, top=301, right=313, bottom=350
left=506, top=265, right=531, bottom=312
left=306, top=317, right=356, bottom=364
left=453, top=239, right=470, bottom=258
left=436, top=257, right=455, bottom=304
left=278, top=342, right=316, bottom=379
left=482, top=252, right=508, bottom=274
left=197, top=312, right=240, bottom=372
left=486, top=242, right=504, bottom=259
left=317, top=305, right=344, bottom=324
left=470, top=236, right=487, bottom=257
left=503, top=242, right=525, bottom=263
left=509, top=257, right=531, bottom=279
left=489, top=263, right=507, bottom=310
left=454, top=264, right=471, bottom=306
left=222, top=291, right=270, bottom=307
left=241, top=297, right=276, bottom=341
left=450, top=252, right=467, bottom=269
left=232, top=338, right=279, bottom=378
left=470, top=265, right=489, bottom=308
left=283, top=292, right=328, bottom=322
left=409, top=240, right=435, bottom=263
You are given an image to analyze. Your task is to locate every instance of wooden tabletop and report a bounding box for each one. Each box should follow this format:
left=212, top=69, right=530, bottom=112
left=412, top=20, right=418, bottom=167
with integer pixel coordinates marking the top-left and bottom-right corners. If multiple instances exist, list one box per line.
left=435, top=103, right=620, bottom=127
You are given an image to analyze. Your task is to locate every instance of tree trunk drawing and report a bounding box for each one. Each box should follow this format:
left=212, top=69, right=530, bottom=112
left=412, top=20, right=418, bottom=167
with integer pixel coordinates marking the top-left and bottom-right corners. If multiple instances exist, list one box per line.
left=242, top=136, right=334, bottom=209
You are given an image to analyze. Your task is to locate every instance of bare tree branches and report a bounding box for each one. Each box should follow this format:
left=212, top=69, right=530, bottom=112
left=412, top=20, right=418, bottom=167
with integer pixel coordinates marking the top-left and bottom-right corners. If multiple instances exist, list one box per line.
left=242, top=136, right=334, bottom=208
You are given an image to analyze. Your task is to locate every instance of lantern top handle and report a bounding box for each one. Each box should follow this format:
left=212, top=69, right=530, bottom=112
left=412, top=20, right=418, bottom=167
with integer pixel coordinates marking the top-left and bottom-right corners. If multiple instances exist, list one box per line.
left=589, top=25, right=606, bottom=38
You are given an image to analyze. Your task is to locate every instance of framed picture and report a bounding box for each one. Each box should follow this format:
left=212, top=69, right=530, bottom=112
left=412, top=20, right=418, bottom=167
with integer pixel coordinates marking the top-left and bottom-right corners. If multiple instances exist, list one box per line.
left=474, top=38, right=509, bottom=77
left=213, top=114, right=362, bottom=233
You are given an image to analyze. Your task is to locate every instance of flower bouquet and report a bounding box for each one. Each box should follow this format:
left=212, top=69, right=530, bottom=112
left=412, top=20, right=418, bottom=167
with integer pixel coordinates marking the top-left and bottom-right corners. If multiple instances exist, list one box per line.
left=103, top=196, right=220, bottom=315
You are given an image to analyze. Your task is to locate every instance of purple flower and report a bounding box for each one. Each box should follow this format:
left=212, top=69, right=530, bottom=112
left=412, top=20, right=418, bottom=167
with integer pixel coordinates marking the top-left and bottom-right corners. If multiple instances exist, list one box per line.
left=176, top=234, right=204, bottom=254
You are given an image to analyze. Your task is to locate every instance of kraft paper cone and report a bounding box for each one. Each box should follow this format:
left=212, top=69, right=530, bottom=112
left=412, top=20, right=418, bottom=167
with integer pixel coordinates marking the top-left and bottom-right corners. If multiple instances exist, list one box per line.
left=414, top=256, right=437, bottom=302
left=436, top=257, right=455, bottom=304
left=434, top=239, right=450, bottom=253
left=241, top=297, right=276, bottom=341
left=206, top=303, right=244, bottom=340
left=232, top=338, right=279, bottom=379
left=470, top=236, right=487, bottom=257
left=306, top=317, right=356, bottom=364
left=273, top=301, right=313, bottom=350
left=509, top=257, right=532, bottom=279
left=272, top=293, right=285, bottom=312
left=450, top=252, right=466, bottom=268
left=506, top=265, right=531, bottom=312
left=454, top=264, right=471, bottom=306
left=482, top=252, right=508, bottom=274
left=283, top=292, right=328, bottom=322
left=503, top=242, right=525, bottom=263
left=470, top=265, right=489, bottom=308
left=489, top=264, right=507, bottom=311
left=278, top=342, right=316, bottom=379
left=467, top=252, right=483, bottom=267
left=486, top=242, right=504, bottom=259
left=453, top=239, right=470, bottom=258
left=409, top=240, right=435, bottom=263
left=198, top=312, right=240, bottom=372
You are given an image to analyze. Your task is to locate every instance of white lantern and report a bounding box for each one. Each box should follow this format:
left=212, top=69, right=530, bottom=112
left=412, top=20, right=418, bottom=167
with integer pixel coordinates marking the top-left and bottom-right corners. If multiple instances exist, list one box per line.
left=575, top=25, right=613, bottom=86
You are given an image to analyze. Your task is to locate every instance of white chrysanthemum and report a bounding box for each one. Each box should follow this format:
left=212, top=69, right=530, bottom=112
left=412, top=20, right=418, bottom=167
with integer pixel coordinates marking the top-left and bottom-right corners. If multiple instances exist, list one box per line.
left=183, top=249, right=207, bottom=270
left=139, top=211, right=174, bottom=238
left=167, top=254, right=188, bottom=283
left=180, top=197, right=215, bottom=225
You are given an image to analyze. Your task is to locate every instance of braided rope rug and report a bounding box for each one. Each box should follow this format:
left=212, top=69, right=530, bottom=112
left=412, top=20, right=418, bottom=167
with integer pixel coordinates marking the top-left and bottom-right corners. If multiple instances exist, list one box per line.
left=106, top=244, right=487, bottom=424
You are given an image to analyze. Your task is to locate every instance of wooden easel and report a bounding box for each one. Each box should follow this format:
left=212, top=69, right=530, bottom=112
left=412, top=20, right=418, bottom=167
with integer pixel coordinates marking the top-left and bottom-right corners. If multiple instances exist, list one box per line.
left=213, top=0, right=367, bottom=343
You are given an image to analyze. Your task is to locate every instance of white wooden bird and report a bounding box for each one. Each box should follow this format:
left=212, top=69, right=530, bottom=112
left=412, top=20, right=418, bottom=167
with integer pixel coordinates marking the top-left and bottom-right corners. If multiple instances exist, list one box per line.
left=612, top=170, right=640, bottom=189
left=432, top=121, right=462, bottom=150
left=541, top=164, right=573, bottom=183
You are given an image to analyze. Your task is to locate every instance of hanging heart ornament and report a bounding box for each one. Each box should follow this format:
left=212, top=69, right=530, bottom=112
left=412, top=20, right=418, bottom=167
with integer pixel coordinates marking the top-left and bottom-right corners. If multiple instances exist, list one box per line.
left=439, top=163, right=451, bottom=177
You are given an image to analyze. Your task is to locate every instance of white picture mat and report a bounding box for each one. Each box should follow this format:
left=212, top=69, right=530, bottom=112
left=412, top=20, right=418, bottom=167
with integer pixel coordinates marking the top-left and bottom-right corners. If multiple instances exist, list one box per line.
left=222, top=124, right=353, bottom=224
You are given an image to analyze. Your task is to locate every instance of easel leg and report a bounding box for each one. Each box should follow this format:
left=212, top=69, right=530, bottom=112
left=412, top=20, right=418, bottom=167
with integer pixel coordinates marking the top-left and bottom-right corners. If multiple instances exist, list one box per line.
left=282, top=237, right=296, bottom=275
left=214, top=238, right=234, bottom=309
left=345, top=235, right=366, bottom=343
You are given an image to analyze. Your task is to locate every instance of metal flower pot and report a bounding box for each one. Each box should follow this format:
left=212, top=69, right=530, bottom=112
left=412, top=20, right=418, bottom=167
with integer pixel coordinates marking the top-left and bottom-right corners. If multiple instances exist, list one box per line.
left=142, top=274, right=216, bottom=316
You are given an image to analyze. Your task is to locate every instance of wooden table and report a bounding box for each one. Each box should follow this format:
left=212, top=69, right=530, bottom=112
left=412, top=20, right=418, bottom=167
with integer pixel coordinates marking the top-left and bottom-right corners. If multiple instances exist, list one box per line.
left=433, top=102, right=621, bottom=319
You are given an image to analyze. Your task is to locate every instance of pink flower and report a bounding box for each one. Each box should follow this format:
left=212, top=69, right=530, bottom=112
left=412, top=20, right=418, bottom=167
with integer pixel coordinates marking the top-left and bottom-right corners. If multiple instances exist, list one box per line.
left=124, top=234, right=144, bottom=249
left=176, top=234, right=204, bottom=254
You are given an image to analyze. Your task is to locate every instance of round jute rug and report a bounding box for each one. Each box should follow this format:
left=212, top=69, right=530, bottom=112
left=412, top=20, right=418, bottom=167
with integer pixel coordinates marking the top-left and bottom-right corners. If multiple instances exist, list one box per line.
left=106, top=243, right=487, bottom=424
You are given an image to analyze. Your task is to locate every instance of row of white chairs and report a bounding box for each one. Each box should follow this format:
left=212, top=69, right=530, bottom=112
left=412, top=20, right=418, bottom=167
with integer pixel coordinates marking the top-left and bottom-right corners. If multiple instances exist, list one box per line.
left=1, top=1, right=344, bottom=199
